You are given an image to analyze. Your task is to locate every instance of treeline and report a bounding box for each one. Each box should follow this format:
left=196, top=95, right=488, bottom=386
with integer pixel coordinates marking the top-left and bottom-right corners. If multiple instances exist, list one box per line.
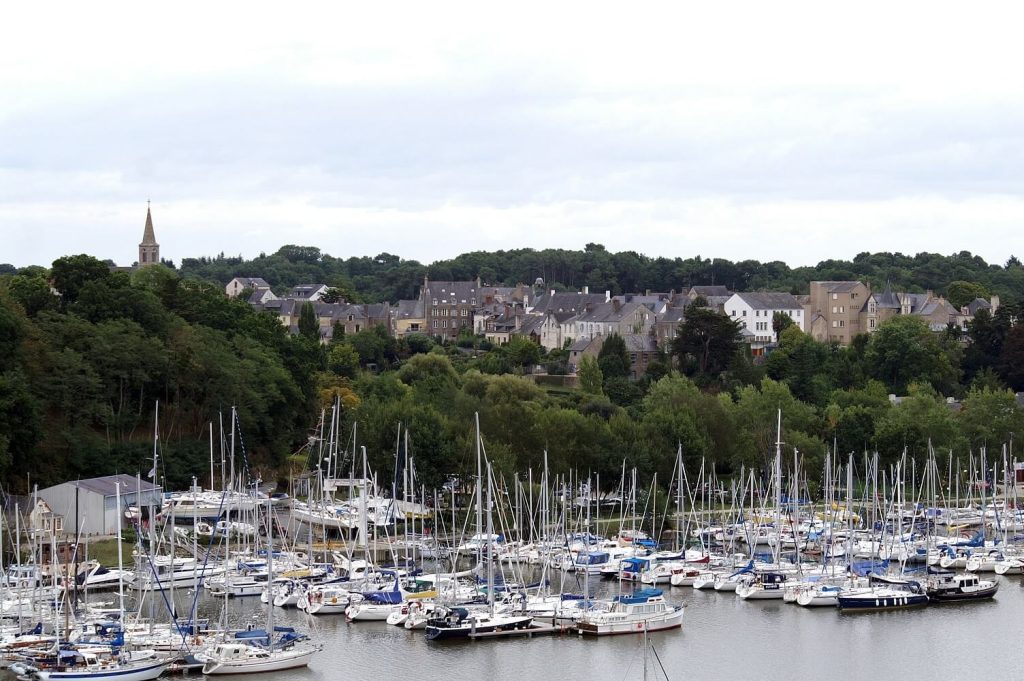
left=3, top=252, right=1024, bottom=499
left=0, top=256, right=323, bottom=493
left=172, top=244, right=1024, bottom=305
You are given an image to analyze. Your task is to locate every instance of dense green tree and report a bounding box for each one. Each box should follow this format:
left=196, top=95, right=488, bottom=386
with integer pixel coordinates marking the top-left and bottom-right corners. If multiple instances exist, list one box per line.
left=772, top=311, right=795, bottom=336
left=327, top=343, right=360, bottom=378
left=297, top=302, right=319, bottom=341
left=958, top=387, right=1024, bottom=448
left=672, top=307, right=742, bottom=380
left=999, top=325, right=1024, bottom=391
left=604, top=376, right=643, bottom=407
left=505, top=336, right=541, bottom=373
left=0, top=369, right=41, bottom=478
left=946, top=280, right=989, bottom=309
left=405, top=334, right=435, bottom=355
left=732, top=378, right=822, bottom=471
left=640, top=376, right=738, bottom=472
left=764, top=326, right=832, bottom=405
left=873, top=384, right=963, bottom=461
left=5, top=274, right=56, bottom=317
left=578, top=356, right=603, bottom=395
left=598, top=334, right=631, bottom=380
left=864, top=316, right=960, bottom=394
left=823, top=381, right=891, bottom=456
left=50, top=254, right=111, bottom=307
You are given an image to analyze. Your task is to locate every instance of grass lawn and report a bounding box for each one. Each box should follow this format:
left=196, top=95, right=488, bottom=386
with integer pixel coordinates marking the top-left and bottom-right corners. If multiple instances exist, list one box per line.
left=85, top=538, right=132, bottom=567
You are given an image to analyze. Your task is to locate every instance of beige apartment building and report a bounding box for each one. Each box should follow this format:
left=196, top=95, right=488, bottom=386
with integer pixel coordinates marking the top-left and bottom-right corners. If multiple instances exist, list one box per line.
left=805, top=281, right=870, bottom=344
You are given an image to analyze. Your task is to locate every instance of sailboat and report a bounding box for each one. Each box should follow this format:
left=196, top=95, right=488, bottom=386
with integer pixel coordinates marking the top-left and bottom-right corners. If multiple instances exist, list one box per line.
left=425, top=420, right=533, bottom=641
left=200, top=500, right=321, bottom=675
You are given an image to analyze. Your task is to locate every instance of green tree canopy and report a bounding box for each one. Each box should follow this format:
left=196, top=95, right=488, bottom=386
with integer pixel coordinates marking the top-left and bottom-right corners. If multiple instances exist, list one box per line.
left=864, top=315, right=960, bottom=395
left=672, top=307, right=742, bottom=380
left=598, top=333, right=631, bottom=380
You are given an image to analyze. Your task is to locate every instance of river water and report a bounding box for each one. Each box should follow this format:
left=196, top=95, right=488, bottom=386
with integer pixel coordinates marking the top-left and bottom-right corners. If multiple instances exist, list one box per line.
left=119, top=568, right=1021, bottom=681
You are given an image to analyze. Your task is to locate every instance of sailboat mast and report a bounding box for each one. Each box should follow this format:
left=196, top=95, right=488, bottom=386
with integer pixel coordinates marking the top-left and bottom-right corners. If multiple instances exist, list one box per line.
left=486, top=461, right=495, bottom=617
left=475, top=412, right=484, bottom=564
left=774, top=409, right=782, bottom=564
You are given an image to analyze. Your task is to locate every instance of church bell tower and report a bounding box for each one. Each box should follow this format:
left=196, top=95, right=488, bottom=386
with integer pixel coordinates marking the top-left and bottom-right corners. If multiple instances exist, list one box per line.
left=139, top=202, right=160, bottom=266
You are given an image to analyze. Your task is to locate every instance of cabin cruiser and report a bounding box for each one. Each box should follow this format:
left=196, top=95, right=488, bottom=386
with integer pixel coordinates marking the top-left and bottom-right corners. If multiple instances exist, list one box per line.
left=575, top=588, right=683, bottom=635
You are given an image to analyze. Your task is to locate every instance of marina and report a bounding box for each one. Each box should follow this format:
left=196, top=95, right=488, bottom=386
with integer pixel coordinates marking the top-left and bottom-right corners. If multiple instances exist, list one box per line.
left=4, top=413, right=1024, bottom=680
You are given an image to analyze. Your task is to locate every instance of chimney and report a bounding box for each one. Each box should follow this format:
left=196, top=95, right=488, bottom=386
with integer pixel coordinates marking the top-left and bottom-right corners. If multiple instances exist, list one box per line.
left=612, top=299, right=621, bottom=313
left=992, top=295, right=1000, bottom=312
left=550, top=289, right=555, bottom=299
left=605, top=290, right=611, bottom=302
left=583, top=286, right=589, bottom=295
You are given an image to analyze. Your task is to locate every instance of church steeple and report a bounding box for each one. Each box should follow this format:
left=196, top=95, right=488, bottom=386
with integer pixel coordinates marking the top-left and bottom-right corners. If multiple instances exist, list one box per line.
left=139, top=202, right=160, bottom=266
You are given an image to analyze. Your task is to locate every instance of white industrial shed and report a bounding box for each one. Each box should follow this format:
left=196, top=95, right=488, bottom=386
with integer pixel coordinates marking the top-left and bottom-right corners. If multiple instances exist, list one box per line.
left=36, top=475, right=162, bottom=537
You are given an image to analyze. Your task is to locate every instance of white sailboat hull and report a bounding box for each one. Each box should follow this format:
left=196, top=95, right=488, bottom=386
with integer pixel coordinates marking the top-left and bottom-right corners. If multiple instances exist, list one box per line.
left=36, top=659, right=170, bottom=681
left=201, top=646, right=318, bottom=675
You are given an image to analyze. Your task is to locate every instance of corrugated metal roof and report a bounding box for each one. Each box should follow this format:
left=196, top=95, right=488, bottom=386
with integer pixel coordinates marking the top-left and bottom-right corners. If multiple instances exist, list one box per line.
left=59, top=474, right=160, bottom=497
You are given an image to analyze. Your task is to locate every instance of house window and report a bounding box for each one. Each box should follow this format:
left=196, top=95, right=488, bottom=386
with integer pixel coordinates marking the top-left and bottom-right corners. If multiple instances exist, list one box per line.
left=832, top=293, right=838, bottom=300
left=832, top=306, right=838, bottom=314
left=432, top=298, right=438, bottom=306
left=832, top=321, right=838, bottom=328
left=838, top=320, right=845, bottom=328
left=869, top=319, right=876, bottom=329
left=461, top=309, right=468, bottom=317
left=432, top=320, right=439, bottom=329
left=742, top=310, right=747, bottom=316
left=355, top=324, right=361, bottom=332
left=840, top=306, right=845, bottom=313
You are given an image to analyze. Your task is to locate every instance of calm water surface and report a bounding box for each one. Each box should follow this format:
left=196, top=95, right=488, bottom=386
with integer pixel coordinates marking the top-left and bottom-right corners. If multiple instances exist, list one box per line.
left=164, top=571, right=1024, bottom=681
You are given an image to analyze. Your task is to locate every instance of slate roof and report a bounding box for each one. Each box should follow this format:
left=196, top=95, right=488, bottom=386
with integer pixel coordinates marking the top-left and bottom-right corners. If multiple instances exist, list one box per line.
left=818, top=281, right=862, bottom=293
left=288, top=283, right=328, bottom=299
left=519, top=316, right=545, bottom=337
left=531, top=292, right=607, bottom=314
left=424, top=280, right=478, bottom=305
left=733, top=292, right=803, bottom=310
left=967, top=298, right=992, bottom=315
left=658, top=308, right=687, bottom=323
left=395, top=299, right=424, bottom=319
left=575, top=301, right=649, bottom=324
left=689, top=286, right=731, bottom=297
left=622, top=334, right=658, bottom=352
left=873, top=281, right=901, bottom=309
left=570, top=337, right=599, bottom=353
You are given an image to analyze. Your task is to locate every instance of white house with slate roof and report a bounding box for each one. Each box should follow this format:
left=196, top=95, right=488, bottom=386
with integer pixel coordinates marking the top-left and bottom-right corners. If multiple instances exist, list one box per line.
left=724, top=292, right=804, bottom=352
left=226, top=277, right=271, bottom=298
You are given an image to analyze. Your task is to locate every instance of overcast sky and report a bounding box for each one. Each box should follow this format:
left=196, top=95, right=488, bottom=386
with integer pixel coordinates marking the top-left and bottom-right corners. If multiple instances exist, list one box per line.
left=2, top=2, right=1023, bottom=268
